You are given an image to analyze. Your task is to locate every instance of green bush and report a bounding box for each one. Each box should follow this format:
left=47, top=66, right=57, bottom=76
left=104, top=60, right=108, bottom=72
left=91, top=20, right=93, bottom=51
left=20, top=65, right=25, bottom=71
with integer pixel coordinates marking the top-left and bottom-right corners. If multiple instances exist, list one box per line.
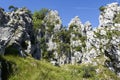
left=106, top=31, right=112, bottom=39
left=112, top=30, right=120, bottom=36
left=73, top=31, right=82, bottom=37
left=46, top=22, right=55, bottom=32
left=33, top=8, right=49, bottom=30
left=33, top=8, right=48, bottom=20
left=114, top=13, right=120, bottom=23
left=69, top=24, right=78, bottom=30
left=8, top=5, right=18, bottom=12
left=82, top=42, right=86, bottom=48
left=80, top=36, right=87, bottom=42
left=74, top=46, right=82, bottom=51
left=81, top=65, right=96, bottom=78
left=99, top=6, right=105, bottom=11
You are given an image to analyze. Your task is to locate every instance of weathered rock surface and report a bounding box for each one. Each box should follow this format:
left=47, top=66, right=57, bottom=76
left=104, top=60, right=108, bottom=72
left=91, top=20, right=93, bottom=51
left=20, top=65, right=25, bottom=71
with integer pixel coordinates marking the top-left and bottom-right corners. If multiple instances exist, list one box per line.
left=99, top=2, right=120, bottom=27
left=47, top=2, right=120, bottom=76
left=0, top=2, right=120, bottom=78
left=0, top=7, right=40, bottom=59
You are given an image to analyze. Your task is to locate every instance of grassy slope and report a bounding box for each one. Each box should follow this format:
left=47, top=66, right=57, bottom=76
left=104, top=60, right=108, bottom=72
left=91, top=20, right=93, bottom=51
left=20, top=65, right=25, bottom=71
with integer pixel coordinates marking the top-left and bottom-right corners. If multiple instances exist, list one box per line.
left=1, top=55, right=120, bottom=80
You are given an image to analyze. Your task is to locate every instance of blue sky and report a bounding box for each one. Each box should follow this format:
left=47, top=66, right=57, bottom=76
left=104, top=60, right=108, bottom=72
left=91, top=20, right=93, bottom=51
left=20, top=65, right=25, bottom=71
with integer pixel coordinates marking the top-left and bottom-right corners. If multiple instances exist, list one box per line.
left=0, top=0, right=119, bottom=27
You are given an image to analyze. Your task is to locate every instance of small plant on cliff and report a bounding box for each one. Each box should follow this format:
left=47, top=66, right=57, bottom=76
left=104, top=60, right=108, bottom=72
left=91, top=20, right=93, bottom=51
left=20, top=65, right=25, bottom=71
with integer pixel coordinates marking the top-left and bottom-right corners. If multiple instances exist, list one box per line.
left=99, top=6, right=105, bottom=11
left=8, top=5, right=18, bottom=12
left=114, top=13, right=120, bottom=23
left=33, top=8, right=49, bottom=30
left=69, top=24, right=78, bottom=30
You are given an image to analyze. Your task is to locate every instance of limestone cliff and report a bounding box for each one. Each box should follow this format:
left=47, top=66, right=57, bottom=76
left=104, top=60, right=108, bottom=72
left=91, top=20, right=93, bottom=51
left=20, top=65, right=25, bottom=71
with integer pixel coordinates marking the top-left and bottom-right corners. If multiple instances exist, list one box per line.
left=0, top=2, right=120, bottom=79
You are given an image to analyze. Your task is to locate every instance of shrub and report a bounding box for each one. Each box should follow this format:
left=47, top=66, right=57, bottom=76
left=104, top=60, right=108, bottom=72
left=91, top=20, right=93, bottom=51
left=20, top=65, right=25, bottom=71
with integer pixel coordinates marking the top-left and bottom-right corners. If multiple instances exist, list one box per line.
left=106, top=31, right=112, bottom=39
left=112, top=30, right=120, bottom=36
left=69, top=24, right=78, bottom=30
left=33, top=8, right=49, bottom=30
left=74, top=46, right=82, bottom=51
left=114, top=13, right=120, bottom=23
left=8, top=5, right=18, bottom=12
left=33, top=8, right=48, bottom=20
left=56, top=19, right=60, bottom=24
left=80, top=36, right=87, bottom=42
left=81, top=65, right=96, bottom=78
left=99, top=6, right=105, bottom=11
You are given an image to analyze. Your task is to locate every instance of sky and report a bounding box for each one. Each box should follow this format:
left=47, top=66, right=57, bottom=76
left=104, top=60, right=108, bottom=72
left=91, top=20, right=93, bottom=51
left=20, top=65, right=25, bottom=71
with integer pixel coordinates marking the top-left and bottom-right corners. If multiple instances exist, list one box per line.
left=0, top=0, right=119, bottom=27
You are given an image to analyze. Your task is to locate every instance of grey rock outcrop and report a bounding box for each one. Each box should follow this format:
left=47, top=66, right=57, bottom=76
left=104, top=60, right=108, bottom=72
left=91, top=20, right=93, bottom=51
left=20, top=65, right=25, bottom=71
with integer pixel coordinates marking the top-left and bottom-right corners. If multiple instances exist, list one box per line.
left=98, top=2, right=120, bottom=75
left=36, top=3, right=120, bottom=77
left=36, top=10, right=62, bottom=63
left=0, top=7, right=40, bottom=59
left=0, top=2, right=120, bottom=77
left=44, top=10, right=62, bottom=51
left=55, top=2, right=120, bottom=76
left=68, top=16, right=84, bottom=64
left=99, top=2, right=120, bottom=27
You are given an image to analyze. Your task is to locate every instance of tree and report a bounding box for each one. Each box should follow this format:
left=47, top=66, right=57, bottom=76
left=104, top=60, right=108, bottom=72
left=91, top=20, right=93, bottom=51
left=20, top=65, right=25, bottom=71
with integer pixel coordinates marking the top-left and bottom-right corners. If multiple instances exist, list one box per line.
left=33, top=8, right=49, bottom=59
left=33, top=8, right=49, bottom=20
left=33, top=8, right=49, bottom=30
left=8, top=5, right=18, bottom=12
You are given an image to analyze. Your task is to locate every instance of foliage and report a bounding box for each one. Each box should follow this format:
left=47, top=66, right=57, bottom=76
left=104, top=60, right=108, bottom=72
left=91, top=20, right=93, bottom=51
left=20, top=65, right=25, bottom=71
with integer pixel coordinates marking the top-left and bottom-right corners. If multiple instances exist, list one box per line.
left=8, top=5, right=18, bottom=12
left=0, top=55, right=119, bottom=80
left=57, top=43, right=70, bottom=56
left=53, top=28, right=71, bottom=57
left=69, top=24, right=78, bottom=30
left=114, top=13, right=120, bottom=23
left=39, top=37, right=49, bottom=59
left=33, top=8, right=48, bottom=20
left=112, top=30, right=120, bottom=36
left=46, top=22, right=55, bottom=32
left=106, top=30, right=112, bottom=39
left=80, top=36, right=87, bottom=42
left=56, top=19, right=60, bottom=24
left=73, top=31, right=82, bottom=37
left=99, top=6, right=105, bottom=11
left=74, top=46, right=82, bottom=51
left=81, top=65, right=96, bottom=78
left=94, top=31, right=102, bottom=38
left=33, top=8, right=49, bottom=30
left=33, top=8, right=50, bottom=59
left=55, top=29, right=71, bottom=43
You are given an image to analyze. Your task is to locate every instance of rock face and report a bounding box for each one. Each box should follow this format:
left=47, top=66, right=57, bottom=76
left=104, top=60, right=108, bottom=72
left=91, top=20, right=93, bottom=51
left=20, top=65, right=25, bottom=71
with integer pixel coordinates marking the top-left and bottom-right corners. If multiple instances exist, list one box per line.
left=44, top=10, right=62, bottom=50
left=0, top=7, right=41, bottom=80
left=68, top=16, right=84, bottom=64
left=46, top=2, right=120, bottom=76
left=36, top=10, right=62, bottom=64
left=0, top=7, right=40, bottom=59
left=98, top=2, right=120, bottom=75
left=99, top=2, right=120, bottom=27
left=43, top=3, right=120, bottom=75
left=0, top=2, right=120, bottom=78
